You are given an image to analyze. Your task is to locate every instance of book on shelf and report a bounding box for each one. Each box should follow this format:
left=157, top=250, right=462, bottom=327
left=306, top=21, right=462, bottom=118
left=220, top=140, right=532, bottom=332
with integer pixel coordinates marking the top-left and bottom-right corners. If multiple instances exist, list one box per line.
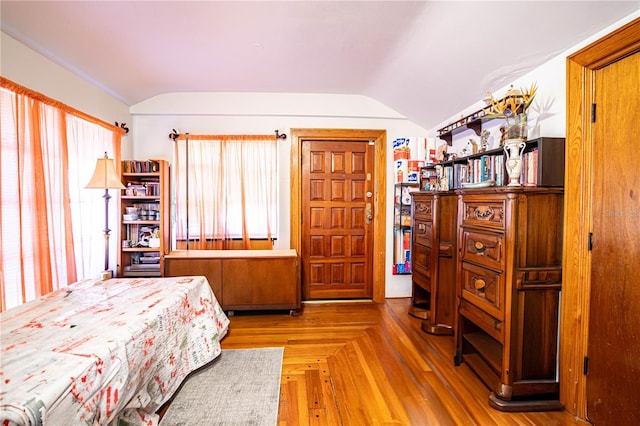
left=495, top=155, right=505, bottom=186
left=523, top=148, right=539, bottom=186
left=122, top=267, right=161, bottom=277
left=122, top=160, right=160, bottom=173
left=124, top=264, right=160, bottom=271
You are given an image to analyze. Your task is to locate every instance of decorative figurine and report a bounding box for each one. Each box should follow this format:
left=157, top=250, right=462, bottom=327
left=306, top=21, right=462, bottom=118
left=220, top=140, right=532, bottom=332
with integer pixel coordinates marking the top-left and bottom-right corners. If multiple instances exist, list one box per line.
left=461, top=139, right=478, bottom=157
left=499, top=125, right=507, bottom=147
left=480, top=130, right=490, bottom=152
left=436, top=143, right=448, bottom=162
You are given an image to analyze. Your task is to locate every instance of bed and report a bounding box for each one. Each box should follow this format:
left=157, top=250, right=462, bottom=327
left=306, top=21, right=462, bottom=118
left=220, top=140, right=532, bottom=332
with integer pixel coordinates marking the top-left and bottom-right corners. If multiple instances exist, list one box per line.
left=0, top=275, right=230, bottom=425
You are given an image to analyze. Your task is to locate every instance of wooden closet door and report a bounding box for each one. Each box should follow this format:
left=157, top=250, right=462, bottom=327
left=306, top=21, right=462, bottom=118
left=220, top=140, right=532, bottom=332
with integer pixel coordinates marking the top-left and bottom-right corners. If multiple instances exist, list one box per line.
left=587, top=48, right=640, bottom=425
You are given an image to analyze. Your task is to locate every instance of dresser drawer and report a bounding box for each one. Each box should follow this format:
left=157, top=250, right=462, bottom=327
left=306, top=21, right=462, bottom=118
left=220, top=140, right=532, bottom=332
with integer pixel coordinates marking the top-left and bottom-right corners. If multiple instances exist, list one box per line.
left=413, top=199, right=433, bottom=221
left=459, top=299, right=503, bottom=343
left=460, top=261, right=504, bottom=320
left=461, top=229, right=504, bottom=271
left=411, top=243, right=431, bottom=279
left=413, top=219, right=433, bottom=247
left=461, top=198, right=506, bottom=230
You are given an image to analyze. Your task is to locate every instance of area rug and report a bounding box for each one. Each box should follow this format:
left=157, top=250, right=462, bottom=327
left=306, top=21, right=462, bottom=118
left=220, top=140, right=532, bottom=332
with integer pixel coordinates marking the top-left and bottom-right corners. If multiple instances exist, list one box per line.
left=159, top=347, right=284, bottom=426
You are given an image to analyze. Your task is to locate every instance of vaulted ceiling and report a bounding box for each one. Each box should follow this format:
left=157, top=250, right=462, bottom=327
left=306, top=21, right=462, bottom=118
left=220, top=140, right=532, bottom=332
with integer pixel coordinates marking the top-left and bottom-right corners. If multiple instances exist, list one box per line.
left=1, top=1, right=637, bottom=130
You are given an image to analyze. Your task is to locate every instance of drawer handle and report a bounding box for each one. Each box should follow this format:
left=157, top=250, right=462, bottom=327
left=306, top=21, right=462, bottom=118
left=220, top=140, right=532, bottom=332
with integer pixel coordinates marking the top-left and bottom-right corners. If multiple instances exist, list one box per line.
left=474, top=241, right=486, bottom=253
left=418, top=205, right=429, bottom=213
left=474, top=206, right=494, bottom=219
left=474, top=278, right=486, bottom=291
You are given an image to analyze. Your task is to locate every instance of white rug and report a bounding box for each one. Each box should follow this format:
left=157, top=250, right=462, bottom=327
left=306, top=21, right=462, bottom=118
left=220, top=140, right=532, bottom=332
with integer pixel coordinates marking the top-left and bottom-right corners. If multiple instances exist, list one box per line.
left=159, top=347, right=284, bottom=426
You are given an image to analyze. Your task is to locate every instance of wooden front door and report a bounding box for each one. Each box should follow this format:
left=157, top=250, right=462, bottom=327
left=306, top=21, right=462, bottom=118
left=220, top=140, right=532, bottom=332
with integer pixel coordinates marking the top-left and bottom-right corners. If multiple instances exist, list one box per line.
left=301, top=139, right=375, bottom=299
left=587, top=49, right=640, bottom=424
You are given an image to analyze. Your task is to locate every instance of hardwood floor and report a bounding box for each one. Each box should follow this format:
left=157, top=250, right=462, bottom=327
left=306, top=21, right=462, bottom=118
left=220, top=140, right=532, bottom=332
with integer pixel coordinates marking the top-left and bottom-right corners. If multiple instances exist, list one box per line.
left=220, top=298, right=585, bottom=426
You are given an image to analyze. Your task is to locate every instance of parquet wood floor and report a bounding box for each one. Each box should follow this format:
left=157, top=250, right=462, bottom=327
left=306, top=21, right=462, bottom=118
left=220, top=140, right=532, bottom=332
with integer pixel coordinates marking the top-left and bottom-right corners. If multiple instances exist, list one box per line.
left=220, top=298, right=584, bottom=426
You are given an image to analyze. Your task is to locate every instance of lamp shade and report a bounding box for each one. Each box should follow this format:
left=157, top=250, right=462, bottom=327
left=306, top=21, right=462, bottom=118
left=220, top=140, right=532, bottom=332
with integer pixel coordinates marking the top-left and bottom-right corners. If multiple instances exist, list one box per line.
left=86, top=152, right=125, bottom=189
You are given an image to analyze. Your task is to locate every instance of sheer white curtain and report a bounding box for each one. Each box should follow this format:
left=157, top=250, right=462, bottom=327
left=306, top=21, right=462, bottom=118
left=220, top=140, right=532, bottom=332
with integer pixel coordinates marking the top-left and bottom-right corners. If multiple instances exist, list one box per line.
left=174, top=135, right=278, bottom=250
left=1, top=79, right=121, bottom=311
left=66, top=114, right=120, bottom=279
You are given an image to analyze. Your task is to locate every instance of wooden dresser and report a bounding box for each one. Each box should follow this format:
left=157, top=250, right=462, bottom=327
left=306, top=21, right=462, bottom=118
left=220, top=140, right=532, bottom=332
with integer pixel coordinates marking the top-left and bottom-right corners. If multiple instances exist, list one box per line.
left=409, top=192, right=457, bottom=335
left=454, top=187, right=564, bottom=411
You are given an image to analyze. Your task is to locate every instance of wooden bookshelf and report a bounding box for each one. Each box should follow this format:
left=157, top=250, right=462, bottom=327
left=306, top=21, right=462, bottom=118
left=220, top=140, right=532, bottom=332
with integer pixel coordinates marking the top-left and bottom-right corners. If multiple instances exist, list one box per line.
left=117, top=160, right=170, bottom=277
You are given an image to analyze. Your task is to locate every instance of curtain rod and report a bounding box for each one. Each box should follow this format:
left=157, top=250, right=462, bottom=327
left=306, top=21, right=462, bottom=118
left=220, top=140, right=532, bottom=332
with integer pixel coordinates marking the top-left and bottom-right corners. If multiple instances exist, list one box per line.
left=1, top=77, right=127, bottom=135
left=169, top=129, right=287, bottom=141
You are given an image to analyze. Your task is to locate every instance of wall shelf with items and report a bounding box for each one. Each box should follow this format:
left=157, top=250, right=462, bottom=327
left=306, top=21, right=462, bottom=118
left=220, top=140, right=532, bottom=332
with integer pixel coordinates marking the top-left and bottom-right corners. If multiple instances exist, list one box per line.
left=437, top=93, right=525, bottom=145
left=393, top=183, right=419, bottom=275
left=437, top=113, right=492, bottom=145
left=118, top=159, right=170, bottom=278
left=426, top=137, right=565, bottom=191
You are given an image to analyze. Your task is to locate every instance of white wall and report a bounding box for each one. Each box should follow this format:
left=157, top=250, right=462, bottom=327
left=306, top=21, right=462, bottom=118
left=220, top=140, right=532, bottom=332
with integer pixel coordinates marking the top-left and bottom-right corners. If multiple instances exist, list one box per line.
left=1, top=32, right=131, bottom=143
left=429, top=11, right=639, bottom=152
left=130, top=93, right=429, bottom=298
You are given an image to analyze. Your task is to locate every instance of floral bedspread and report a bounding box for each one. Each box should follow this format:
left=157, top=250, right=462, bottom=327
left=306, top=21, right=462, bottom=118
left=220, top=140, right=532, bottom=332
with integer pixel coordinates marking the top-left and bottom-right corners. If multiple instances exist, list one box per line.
left=0, top=276, right=230, bottom=425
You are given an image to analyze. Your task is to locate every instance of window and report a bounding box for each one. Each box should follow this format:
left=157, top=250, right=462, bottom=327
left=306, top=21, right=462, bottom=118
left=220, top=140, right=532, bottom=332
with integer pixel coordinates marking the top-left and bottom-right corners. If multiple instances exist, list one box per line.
left=174, top=135, right=278, bottom=249
left=0, top=78, right=122, bottom=311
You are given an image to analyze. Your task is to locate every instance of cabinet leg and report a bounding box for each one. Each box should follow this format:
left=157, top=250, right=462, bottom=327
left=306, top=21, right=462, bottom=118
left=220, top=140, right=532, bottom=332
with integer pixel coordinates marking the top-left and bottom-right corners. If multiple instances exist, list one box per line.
left=488, top=392, right=564, bottom=412
left=409, top=306, right=430, bottom=320
left=454, top=348, right=462, bottom=366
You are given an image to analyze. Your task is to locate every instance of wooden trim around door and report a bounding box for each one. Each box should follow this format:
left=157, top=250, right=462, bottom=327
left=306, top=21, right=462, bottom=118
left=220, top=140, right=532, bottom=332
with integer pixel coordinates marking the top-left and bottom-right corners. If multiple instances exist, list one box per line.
left=290, top=129, right=387, bottom=303
left=561, top=17, right=640, bottom=418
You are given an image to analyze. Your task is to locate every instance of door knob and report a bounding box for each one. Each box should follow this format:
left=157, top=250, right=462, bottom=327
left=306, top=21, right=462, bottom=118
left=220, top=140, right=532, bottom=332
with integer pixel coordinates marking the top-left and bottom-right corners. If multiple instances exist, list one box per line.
left=366, top=202, right=373, bottom=224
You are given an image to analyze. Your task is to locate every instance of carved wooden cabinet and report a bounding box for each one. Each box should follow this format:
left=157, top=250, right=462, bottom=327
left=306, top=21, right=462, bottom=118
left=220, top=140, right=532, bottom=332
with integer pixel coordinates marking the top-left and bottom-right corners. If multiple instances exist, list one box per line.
left=454, top=187, right=564, bottom=411
left=409, top=192, right=457, bottom=335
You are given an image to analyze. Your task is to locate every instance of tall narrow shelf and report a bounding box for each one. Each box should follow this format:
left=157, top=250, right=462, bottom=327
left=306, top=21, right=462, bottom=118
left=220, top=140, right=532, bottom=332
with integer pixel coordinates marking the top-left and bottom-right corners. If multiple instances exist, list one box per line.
left=393, top=183, right=418, bottom=275
left=117, top=159, right=170, bottom=278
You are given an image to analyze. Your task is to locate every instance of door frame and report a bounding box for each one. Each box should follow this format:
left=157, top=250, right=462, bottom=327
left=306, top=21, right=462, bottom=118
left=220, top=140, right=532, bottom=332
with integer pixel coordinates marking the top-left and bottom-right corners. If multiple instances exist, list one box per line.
left=290, top=128, right=387, bottom=303
left=561, top=17, right=640, bottom=418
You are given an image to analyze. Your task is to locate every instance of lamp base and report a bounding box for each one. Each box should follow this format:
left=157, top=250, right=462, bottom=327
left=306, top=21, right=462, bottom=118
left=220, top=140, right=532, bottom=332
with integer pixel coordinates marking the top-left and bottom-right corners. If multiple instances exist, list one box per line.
left=100, top=270, right=113, bottom=281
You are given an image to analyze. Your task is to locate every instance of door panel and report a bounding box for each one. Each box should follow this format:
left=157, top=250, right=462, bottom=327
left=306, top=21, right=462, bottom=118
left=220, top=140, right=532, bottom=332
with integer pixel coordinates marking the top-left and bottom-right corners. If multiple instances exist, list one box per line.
left=302, top=140, right=374, bottom=299
left=587, top=50, right=640, bottom=425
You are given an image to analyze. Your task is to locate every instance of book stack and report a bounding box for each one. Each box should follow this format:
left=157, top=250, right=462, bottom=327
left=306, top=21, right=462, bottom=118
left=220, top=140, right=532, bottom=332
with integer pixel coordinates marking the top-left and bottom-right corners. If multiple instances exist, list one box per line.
left=122, top=160, right=160, bottom=173
left=123, top=263, right=160, bottom=277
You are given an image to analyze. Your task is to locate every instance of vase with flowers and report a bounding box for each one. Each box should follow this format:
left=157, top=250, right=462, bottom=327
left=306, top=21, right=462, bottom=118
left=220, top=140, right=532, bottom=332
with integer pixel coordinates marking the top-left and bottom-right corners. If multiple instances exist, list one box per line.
left=484, top=83, right=537, bottom=186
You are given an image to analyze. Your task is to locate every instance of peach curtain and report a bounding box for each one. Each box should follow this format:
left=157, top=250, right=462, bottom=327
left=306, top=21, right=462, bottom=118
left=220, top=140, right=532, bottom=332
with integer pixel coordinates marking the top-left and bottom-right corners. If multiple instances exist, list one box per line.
left=0, top=78, right=123, bottom=311
left=173, top=134, right=277, bottom=250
